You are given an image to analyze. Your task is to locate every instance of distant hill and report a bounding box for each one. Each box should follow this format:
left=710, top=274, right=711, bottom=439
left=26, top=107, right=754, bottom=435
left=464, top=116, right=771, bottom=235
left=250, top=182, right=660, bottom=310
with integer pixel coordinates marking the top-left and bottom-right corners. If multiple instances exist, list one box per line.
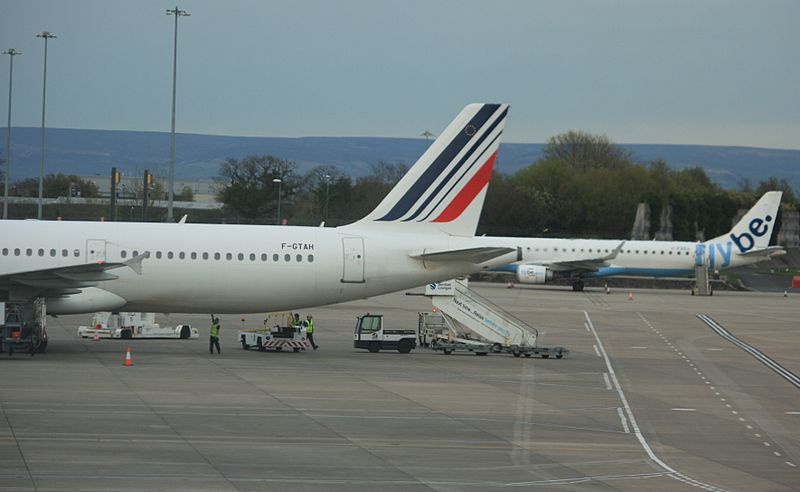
left=3, top=127, right=799, bottom=190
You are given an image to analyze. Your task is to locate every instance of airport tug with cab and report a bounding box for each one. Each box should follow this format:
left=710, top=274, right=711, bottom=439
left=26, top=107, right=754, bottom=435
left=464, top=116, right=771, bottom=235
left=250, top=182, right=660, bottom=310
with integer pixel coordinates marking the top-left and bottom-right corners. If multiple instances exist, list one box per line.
left=354, top=313, right=417, bottom=354
left=239, top=312, right=311, bottom=353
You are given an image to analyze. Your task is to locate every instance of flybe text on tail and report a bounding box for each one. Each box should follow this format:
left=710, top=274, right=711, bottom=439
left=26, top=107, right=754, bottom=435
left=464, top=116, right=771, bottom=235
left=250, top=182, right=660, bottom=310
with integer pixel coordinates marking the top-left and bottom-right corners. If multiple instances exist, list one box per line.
left=729, top=214, right=773, bottom=253
left=704, top=191, right=782, bottom=269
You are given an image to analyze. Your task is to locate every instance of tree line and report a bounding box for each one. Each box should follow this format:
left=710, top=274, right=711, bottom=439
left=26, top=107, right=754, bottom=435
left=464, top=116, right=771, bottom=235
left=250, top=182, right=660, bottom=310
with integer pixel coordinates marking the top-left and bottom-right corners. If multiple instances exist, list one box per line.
left=214, top=131, right=797, bottom=240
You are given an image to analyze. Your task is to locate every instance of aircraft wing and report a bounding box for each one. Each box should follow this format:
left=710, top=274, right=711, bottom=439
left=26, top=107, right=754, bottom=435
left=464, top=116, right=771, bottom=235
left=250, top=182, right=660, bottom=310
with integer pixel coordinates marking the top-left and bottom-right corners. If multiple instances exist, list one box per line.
left=533, top=241, right=625, bottom=273
left=736, top=245, right=786, bottom=258
left=412, top=246, right=519, bottom=264
left=0, top=255, right=145, bottom=297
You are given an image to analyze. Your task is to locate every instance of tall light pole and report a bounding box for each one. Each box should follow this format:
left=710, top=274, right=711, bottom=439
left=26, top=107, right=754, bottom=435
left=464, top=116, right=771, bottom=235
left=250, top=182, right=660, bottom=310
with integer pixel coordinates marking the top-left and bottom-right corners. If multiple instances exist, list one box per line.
left=273, top=178, right=282, bottom=225
left=36, top=32, right=55, bottom=220
left=166, top=6, right=190, bottom=223
left=323, top=174, right=331, bottom=224
left=2, top=48, right=20, bottom=220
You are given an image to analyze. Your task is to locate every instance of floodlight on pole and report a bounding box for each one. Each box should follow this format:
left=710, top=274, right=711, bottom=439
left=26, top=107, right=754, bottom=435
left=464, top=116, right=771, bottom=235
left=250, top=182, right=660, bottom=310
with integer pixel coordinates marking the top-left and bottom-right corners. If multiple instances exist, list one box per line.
left=2, top=48, right=20, bottom=220
left=166, top=6, right=190, bottom=223
left=324, top=174, right=331, bottom=224
left=36, top=32, right=56, bottom=220
left=273, top=178, right=282, bottom=225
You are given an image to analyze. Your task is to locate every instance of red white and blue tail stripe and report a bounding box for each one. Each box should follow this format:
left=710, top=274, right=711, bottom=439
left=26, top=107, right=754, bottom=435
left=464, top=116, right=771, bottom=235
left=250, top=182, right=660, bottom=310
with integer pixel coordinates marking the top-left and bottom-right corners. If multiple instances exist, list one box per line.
left=352, top=103, right=509, bottom=236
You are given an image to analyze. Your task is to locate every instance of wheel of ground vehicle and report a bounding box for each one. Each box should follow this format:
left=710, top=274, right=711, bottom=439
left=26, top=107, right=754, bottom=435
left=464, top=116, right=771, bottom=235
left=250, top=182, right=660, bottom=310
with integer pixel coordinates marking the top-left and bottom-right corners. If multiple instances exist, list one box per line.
left=241, top=336, right=250, bottom=350
left=443, top=348, right=453, bottom=355
left=293, top=347, right=300, bottom=353
left=179, top=325, right=191, bottom=339
left=513, top=352, right=521, bottom=358
left=476, top=352, right=488, bottom=356
left=120, top=328, right=133, bottom=339
left=257, top=337, right=266, bottom=352
left=368, top=341, right=381, bottom=353
left=491, top=343, right=502, bottom=353
left=524, top=353, right=531, bottom=358
left=275, top=346, right=283, bottom=352
left=397, top=339, right=413, bottom=354
left=556, top=353, right=563, bottom=359
left=542, top=353, right=550, bottom=359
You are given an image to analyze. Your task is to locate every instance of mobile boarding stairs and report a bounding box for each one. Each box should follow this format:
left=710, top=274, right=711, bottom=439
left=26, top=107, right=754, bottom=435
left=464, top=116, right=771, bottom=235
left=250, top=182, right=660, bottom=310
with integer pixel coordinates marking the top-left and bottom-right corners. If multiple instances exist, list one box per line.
left=423, top=279, right=568, bottom=358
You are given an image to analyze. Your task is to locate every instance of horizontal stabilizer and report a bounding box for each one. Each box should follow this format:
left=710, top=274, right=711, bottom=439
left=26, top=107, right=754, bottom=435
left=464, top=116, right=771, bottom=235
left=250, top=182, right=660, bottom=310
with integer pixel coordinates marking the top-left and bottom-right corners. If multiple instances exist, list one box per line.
left=736, top=245, right=786, bottom=258
left=412, top=246, right=518, bottom=264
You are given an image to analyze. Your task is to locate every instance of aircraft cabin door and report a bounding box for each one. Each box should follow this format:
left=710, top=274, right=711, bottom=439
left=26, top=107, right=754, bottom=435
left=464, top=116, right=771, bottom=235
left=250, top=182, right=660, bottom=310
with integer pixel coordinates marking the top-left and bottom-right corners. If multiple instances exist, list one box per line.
left=86, top=239, right=107, bottom=263
left=341, top=237, right=365, bottom=283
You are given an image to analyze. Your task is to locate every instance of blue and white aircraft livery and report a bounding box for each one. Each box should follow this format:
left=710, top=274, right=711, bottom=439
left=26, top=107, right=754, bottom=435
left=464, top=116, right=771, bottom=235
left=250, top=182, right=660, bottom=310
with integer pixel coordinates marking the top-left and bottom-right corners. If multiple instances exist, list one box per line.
left=488, top=191, right=784, bottom=291
left=0, top=104, right=519, bottom=314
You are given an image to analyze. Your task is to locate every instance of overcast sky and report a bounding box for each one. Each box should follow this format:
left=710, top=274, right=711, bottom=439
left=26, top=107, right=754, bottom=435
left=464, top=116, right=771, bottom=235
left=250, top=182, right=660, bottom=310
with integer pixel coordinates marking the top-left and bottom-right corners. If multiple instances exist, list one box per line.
left=1, top=0, right=798, bottom=148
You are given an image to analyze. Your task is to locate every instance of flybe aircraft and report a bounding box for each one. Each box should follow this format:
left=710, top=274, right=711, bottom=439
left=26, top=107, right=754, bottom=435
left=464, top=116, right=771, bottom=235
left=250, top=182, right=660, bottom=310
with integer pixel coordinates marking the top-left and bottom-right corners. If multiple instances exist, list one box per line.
left=0, top=103, right=520, bottom=314
left=486, top=191, right=784, bottom=291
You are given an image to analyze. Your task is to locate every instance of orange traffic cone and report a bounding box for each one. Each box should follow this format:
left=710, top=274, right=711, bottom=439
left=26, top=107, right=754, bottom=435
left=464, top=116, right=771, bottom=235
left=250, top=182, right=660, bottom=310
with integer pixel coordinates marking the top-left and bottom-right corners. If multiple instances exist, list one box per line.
left=123, top=347, right=134, bottom=366
left=627, top=291, right=634, bottom=301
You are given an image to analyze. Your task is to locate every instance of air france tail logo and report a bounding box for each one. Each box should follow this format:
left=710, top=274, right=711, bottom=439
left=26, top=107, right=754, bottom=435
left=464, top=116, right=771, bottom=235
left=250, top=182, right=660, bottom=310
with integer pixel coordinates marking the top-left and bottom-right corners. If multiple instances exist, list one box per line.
left=729, top=215, right=772, bottom=253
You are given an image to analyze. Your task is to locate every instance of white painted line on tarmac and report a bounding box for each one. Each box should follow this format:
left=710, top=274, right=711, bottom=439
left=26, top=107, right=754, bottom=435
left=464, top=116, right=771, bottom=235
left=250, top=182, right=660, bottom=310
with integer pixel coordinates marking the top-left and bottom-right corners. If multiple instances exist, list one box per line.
left=785, top=411, right=800, bottom=415
left=617, top=407, right=630, bottom=433
left=593, top=345, right=601, bottom=358
left=707, top=348, right=723, bottom=351
left=746, top=425, right=753, bottom=430
left=585, top=322, right=590, bottom=333
left=586, top=312, right=729, bottom=492
left=786, top=462, right=797, bottom=467
left=764, top=442, right=771, bottom=447
left=672, top=408, right=697, bottom=412
left=631, top=346, right=648, bottom=349
left=755, top=433, right=762, bottom=438
left=774, top=451, right=782, bottom=457
left=603, top=372, right=612, bottom=390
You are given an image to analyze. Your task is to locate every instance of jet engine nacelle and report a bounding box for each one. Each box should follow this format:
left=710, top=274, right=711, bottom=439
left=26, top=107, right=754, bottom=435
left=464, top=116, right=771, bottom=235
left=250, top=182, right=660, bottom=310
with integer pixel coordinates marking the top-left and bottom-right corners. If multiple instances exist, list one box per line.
left=46, top=287, right=127, bottom=315
left=516, top=265, right=554, bottom=284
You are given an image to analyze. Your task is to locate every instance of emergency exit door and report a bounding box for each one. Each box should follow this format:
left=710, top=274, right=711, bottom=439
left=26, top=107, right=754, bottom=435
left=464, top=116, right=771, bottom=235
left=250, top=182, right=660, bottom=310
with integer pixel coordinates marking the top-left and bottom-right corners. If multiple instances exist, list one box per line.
left=341, top=237, right=365, bottom=283
left=86, top=239, right=107, bottom=263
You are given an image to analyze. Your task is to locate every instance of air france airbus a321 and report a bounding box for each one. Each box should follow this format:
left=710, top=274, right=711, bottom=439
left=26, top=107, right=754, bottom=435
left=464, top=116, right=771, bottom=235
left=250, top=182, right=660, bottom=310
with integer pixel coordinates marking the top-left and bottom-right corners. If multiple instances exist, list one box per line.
left=0, top=103, right=521, bottom=314
left=487, top=191, right=784, bottom=291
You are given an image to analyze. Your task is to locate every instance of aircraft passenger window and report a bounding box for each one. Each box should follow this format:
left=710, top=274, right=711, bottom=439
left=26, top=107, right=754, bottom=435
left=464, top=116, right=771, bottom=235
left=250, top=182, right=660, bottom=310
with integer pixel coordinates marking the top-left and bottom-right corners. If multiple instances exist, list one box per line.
left=249, top=253, right=256, bottom=261
left=626, top=250, right=631, bottom=253
left=38, top=249, right=44, bottom=256
left=202, top=252, right=208, bottom=260
left=1, top=248, right=6, bottom=256
left=74, top=249, right=80, bottom=257
left=588, top=249, right=592, bottom=253
left=168, top=252, right=174, bottom=259
left=179, top=252, right=185, bottom=259
left=214, top=252, right=220, bottom=260
left=296, top=254, right=302, bottom=262
left=14, top=248, right=20, bottom=256
left=526, top=247, right=530, bottom=251
left=133, top=250, right=139, bottom=257
left=635, top=250, right=639, bottom=254
left=261, top=253, right=267, bottom=261
left=26, top=248, right=32, bottom=256
left=643, top=251, right=647, bottom=254
left=661, top=251, right=665, bottom=255
left=226, top=253, right=232, bottom=260
left=580, top=249, right=584, bottom=253
left=191, top=252, right=197, bottom=260
left=553, top=247, right=558, bottom=252
left=121, top=250, right=128, bottom=258
left=686, top=251, right=690, bottom=255
left=308, top=254, right=314, bottom=263
left=273, top=254, right=279, bottom=261
left=669, top=251, right=673, bottom=255
left=284, top=254, right=291, bottom=262
left=237, top=253, right=244, bottom=261
left=62, top=249, right=68, bottom=256
left=156, top=251, right=162, bottom=259
left=50, top=249, right=56, bottom=257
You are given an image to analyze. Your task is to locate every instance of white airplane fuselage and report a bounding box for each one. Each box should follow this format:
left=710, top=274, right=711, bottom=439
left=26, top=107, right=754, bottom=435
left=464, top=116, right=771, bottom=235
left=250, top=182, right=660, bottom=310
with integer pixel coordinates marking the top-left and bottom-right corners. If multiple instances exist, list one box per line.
left=0, top=220, right=511, bottom=314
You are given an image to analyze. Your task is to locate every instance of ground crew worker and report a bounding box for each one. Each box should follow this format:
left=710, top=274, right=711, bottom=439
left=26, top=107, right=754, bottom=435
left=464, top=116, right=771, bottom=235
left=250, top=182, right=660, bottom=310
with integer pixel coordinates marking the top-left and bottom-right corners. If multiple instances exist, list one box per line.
left=293, top=313, right=301, bottom=327
left=304, top=314, right=318, bottom=350
left=209, top=315, right=221, bottom=355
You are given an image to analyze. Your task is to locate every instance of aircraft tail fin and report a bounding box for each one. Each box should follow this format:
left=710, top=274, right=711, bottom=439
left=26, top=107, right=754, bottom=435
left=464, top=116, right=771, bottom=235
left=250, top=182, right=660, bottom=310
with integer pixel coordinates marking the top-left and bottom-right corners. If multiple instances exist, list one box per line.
left=712, top=191, right=783, bottom=254
left=347, top=103, right=509, bottom=236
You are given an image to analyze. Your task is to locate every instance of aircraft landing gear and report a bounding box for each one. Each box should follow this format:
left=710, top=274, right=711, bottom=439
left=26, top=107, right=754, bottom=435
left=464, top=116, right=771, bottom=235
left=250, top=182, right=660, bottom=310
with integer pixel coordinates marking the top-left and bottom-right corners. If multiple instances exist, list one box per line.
left=572, top=279, right=585, bottom=292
